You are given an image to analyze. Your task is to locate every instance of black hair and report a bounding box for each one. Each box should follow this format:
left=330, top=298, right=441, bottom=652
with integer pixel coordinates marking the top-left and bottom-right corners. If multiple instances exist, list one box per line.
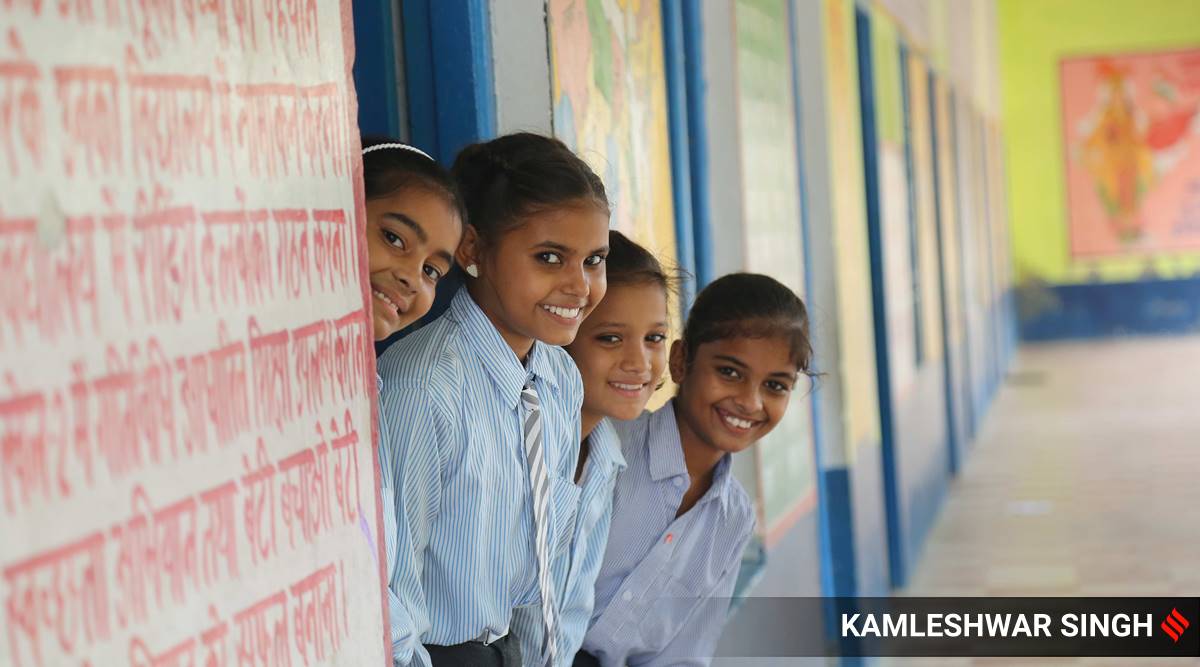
left=361, top=135, right=466, bottom=222
left=605, top=230, right=682, bottom=295
left=682, top=272, right=815, bottom=375
left=451, top=132, right=609, bottom=243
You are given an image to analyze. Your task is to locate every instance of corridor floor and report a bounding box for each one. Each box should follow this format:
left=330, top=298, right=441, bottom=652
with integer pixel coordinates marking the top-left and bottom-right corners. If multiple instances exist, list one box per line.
left=893, top=335, right=1200, bottom=665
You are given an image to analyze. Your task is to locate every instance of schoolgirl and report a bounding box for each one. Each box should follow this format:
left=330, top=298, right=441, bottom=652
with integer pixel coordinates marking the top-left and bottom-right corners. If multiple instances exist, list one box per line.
left=357, top=137, right=467, bottom=663
left=577, top=273, right=816, bottom=667
left=377, top=132, right=611, bottom=667
left=512, top=230, right=676, bottom=664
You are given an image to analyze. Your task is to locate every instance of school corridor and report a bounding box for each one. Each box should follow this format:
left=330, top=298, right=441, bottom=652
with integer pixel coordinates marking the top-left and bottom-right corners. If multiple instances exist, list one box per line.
left=903, top=335, right=1200, bottom=601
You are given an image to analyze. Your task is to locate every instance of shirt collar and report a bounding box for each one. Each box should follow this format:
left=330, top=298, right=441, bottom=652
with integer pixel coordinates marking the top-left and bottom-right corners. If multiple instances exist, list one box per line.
left=447, top=287, right=560, bottom=410
left=587, top=418, right=628, bottom=473
left=647, top=399, right=734, bottom=513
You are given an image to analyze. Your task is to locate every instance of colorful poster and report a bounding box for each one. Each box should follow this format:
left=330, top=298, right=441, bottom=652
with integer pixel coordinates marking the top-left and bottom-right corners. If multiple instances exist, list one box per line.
left=0, top=3, right=388, bottom=666
left=1061, top=48, right=1200, bottom=257
left=546, top=0, right=678, bottom=263
left=733, top=0, right=816, bottom=544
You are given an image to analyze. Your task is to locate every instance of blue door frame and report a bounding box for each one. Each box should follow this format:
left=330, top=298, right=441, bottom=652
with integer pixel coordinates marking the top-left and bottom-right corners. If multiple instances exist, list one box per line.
left=853, top=6, right=905, bottom=590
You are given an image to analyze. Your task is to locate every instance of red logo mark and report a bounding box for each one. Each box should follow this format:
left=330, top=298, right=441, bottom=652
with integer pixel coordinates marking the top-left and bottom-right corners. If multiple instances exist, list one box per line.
left=1161, top=608, right=1191, bottom=643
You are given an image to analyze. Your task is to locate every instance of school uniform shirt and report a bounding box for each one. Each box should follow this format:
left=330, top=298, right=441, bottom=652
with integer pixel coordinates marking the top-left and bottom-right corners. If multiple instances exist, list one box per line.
left=580, top=400, right=756, bottom=667
left=377, top=287, right=585, bottom=667
left=510, top=417, right=627, bottom=665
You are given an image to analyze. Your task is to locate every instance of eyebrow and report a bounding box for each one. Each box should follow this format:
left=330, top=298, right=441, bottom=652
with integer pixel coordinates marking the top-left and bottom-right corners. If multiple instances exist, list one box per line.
left=715, top=354, right=800, bottom=380
left=532, top=241, right=611, bottom=256
left=383, top=212, right=454, bottom=266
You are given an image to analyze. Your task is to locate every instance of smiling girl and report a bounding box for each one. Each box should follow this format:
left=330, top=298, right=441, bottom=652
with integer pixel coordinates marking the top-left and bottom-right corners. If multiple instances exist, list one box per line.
left=512, top=230, right=676, bottom=665
left=577, top=272, right=816, bottom=667
left=377, top=133, right=610, bottom=667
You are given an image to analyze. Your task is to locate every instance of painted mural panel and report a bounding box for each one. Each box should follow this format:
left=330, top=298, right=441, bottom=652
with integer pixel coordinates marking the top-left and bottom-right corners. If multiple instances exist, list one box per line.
left=547, top=0, right=678, bottom=264
left=733, top=0, right=817, bottom=543
left=1060, top=48, right=1200, bottom=258
left=873, top=11, right=918, bottom=401
left=823, top=0, right=880, bottom=463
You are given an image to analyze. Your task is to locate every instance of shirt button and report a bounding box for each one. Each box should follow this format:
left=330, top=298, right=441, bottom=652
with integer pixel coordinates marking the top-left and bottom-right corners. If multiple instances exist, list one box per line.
left=621, top=590, right=633, bottom=602
left=672, top=476, right=684, bottom=488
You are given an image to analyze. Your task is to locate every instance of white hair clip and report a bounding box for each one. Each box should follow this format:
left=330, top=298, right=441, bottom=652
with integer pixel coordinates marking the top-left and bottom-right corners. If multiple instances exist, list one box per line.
left=362, top=142, right=434, bottom=161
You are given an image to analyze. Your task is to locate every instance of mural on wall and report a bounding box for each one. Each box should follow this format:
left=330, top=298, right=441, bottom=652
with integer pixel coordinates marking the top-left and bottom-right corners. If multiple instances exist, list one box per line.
left=546, top=0, right=678, bottom=262
left=1061, top=48, right=1200, bottom=257
left=733, top=0, right=817, bottom=545
left=823, top=0, right=880, bottom=464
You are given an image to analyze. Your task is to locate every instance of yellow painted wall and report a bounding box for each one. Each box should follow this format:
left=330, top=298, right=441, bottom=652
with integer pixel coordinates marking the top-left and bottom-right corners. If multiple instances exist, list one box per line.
left=997, top=0, right=1200, bottom=284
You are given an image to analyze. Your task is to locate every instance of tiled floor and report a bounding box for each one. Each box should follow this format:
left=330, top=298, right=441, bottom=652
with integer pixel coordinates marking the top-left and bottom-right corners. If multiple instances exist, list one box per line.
left=888, top=335, right=1200, bottom=666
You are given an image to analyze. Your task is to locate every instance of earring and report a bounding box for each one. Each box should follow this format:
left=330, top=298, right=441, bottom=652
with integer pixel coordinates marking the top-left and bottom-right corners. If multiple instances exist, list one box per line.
left=464, top=264, right=480, bottom=278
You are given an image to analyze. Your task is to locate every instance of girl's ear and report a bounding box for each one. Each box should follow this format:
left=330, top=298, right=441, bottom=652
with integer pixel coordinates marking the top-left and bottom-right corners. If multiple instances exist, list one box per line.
left=668, top=339, right=687, bottom=384
left=455, top=225, right=482, bottom=276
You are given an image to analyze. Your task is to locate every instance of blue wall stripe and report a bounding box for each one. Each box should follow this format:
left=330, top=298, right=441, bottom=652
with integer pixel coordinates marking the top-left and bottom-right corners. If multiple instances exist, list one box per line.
left=660, top=0, right=698, bottom=308
left=854, top=7, right=905, bottom=590
left=680, top=1, right=716, bottom=289
left=926, top=68, right=961, bottom=477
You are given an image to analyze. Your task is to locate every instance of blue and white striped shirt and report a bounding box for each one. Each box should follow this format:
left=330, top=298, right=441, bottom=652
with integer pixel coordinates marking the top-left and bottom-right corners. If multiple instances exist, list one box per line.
left=377, top=287, right=585, bottom=666
left=511, top=417, right=627, bottom=665
left=581, top=400, right=756, bottom=666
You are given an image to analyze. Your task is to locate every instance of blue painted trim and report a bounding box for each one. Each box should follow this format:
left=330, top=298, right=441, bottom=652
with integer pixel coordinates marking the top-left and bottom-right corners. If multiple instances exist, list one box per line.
left=353, top=0, right=402, bottom=137
left=925, top=68, right=961, bottom=477
left=854, top=7, right=904, bottom=590
left=1019, top=277, right=1200, bottom=340
left=680, top=0, right=716, bottom=289
left=897, top=41, right=925, bottom=369
left=821, top=467, right=859, bottom=597
left=784, top=0, right=832, bottom=601
left=660, top=0, right=698, bottom=308
left=401, top=0, right=497, bottom=162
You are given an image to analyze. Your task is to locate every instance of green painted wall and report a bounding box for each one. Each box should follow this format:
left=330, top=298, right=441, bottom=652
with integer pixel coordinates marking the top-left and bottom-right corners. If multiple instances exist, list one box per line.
left=997, top=0, right=1200, bottom=284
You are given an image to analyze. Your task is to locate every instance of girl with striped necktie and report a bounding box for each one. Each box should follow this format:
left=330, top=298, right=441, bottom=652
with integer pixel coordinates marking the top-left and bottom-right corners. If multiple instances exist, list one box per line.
left=376, top=133, right=611, bottom=667
left=512, top=230, right=677, bottom=665
left=576, top=273, right=818, bottom=667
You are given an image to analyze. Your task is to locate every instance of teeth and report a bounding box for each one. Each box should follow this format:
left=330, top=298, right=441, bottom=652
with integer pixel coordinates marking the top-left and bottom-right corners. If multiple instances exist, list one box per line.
left=722, top=414, right=754, bottom=430
left=541, top=304, right=581, bottom=319
left=373, top=289, right=399, bottom=312
left=610, top=382, right=643, bottom=392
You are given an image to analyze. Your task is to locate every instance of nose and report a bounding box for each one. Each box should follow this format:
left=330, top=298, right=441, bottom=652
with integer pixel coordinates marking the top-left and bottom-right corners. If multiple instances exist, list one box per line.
left=560, top=262, right=588, bottom=298
left=393, top=259, right=420, bottom=295
left=732, top=382, right=764, bottom=416
left=619, top=341, right=651, bottom=375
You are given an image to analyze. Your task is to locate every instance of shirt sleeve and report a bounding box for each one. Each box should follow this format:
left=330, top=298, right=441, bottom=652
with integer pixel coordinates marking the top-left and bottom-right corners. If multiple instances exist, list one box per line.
left=379, top=381, right=451, bottom=667
left=629, top=529, right=754, bottom=667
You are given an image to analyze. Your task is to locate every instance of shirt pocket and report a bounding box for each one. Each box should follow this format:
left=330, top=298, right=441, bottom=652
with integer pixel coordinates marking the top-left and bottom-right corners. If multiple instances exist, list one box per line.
left=549, top=475, right=581, bottom=558
left=636, top=574, right=707, bottom=653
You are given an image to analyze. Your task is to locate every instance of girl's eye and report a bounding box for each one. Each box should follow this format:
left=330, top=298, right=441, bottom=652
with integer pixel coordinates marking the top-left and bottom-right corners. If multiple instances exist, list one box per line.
left=537, top=252, right=563, bottom=265
left=423, top=264, right=443, bottom=282
left=645, top=333, right=667, bottom=344
left=596, top=334, right=620, bottom=344
left=584, top=254, right=606, bottom=267
left=765, top=380, right=792, bottom=394
left=383, top=229, right=405, bottom=250
left=717, top=366, right=741, bottom=380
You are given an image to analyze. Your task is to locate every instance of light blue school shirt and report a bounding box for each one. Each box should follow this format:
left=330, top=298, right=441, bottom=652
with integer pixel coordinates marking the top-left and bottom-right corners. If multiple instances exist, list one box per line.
left=377, top=287, right=585, bottom=667
left=511, top=417, right=627, bottom=665
left=581, top=400, right=756, bottom=667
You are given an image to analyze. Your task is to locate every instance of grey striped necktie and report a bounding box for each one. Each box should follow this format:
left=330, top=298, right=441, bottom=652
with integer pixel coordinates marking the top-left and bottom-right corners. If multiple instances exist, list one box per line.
left=521, top=378, right=558, bottom=666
